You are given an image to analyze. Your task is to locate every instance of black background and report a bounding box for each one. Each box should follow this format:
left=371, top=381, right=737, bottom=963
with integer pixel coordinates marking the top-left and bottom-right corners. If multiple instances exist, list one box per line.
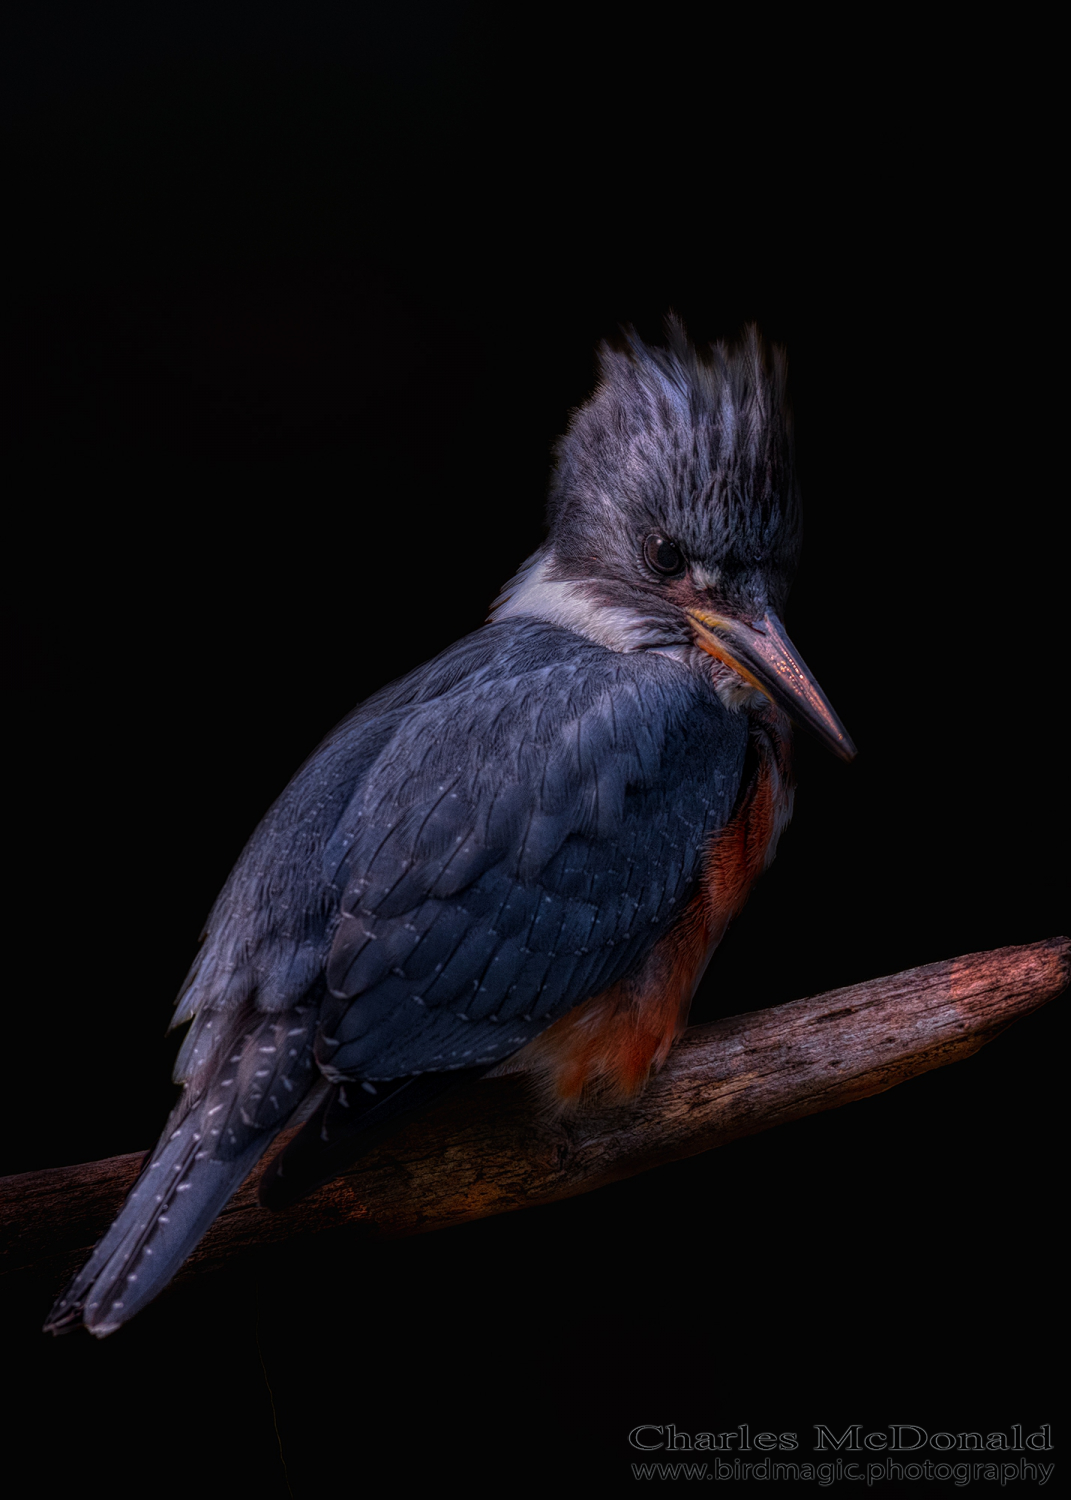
left=4, top=6, right=1064, bottom=1494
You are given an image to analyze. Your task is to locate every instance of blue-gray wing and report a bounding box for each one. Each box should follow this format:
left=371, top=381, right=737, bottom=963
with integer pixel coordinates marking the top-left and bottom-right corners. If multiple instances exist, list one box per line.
left=317, top=628, right=747, bottom=1079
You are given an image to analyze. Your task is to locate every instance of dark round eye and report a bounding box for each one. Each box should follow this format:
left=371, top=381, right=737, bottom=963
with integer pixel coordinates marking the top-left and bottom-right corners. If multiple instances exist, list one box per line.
left=643, top=534, right=684, bottom=576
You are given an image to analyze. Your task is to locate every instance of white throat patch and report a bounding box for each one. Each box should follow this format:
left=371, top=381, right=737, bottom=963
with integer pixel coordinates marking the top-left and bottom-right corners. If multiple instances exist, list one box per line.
left=489, top=553, right=676, bottom=654
left=490, top=551, right=770, bottom=713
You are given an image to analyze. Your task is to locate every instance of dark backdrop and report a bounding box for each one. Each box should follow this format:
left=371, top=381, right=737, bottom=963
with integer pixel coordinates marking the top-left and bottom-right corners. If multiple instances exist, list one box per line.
left=4, top=7, right=1063, bottom=1494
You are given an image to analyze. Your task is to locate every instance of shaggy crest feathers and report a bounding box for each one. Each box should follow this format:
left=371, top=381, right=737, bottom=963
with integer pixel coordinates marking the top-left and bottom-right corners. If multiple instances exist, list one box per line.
left=546, top=318, right=801, bottom=610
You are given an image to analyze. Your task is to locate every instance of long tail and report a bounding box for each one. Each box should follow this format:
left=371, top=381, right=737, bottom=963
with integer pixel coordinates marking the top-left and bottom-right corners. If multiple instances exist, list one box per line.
left=44, top=1111, right=275, bottom=1337
left=45, top=1002, right=322, bottom=1338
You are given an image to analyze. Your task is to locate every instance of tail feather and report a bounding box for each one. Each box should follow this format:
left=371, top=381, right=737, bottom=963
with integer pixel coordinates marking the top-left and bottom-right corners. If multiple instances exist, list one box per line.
left=45, top=1018, right=486, bottom=1332
left=45, top=1102, right=274, bottom=1338
left=46, top=1001, right=324, bottom=1336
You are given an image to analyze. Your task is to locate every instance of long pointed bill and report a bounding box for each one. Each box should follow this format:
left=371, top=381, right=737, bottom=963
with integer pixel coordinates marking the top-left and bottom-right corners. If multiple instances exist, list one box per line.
left=688, top=608, right=857, bottom=762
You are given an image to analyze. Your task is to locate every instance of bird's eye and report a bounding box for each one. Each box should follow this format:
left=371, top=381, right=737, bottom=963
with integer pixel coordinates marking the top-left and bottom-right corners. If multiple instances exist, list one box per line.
left=643, top=534, right=684, bottom=576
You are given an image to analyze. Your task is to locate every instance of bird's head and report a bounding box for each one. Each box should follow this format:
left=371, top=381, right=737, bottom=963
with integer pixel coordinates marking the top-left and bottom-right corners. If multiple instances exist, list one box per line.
left=493, top=318, right=856, bottom=761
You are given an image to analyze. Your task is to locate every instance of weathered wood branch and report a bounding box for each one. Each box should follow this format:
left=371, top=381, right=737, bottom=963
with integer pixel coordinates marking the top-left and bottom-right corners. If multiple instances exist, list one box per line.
left=2, top=938, right=1066, bottom=1294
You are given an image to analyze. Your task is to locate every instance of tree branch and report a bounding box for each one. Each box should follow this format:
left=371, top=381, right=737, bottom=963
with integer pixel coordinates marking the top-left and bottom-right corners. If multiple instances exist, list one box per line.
left=3, top=938, right=1067, bottom=1293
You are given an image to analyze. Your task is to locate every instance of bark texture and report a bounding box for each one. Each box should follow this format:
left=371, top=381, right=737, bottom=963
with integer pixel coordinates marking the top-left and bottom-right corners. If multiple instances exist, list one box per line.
left=3, top=938, right=1066, bottom=1294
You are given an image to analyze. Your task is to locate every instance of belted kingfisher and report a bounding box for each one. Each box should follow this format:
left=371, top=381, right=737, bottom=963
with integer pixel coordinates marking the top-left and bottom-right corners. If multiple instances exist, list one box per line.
left=46, top=319, right=854, bottom=1337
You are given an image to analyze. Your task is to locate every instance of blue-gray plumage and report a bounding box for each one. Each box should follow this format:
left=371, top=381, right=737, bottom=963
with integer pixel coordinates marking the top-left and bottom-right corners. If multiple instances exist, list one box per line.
left=46, top=319, right=854, bottom=1337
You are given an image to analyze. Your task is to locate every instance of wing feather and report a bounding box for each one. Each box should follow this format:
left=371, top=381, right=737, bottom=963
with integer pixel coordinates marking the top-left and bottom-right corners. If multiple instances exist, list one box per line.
left=315, top=627, right=747, bottom=1079
left=171, top=622, right=747, bottom=1088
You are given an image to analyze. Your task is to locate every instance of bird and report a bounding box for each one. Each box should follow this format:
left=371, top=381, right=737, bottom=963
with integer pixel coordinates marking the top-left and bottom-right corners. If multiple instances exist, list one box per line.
left=46, top=317, right=855, bottom=1338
